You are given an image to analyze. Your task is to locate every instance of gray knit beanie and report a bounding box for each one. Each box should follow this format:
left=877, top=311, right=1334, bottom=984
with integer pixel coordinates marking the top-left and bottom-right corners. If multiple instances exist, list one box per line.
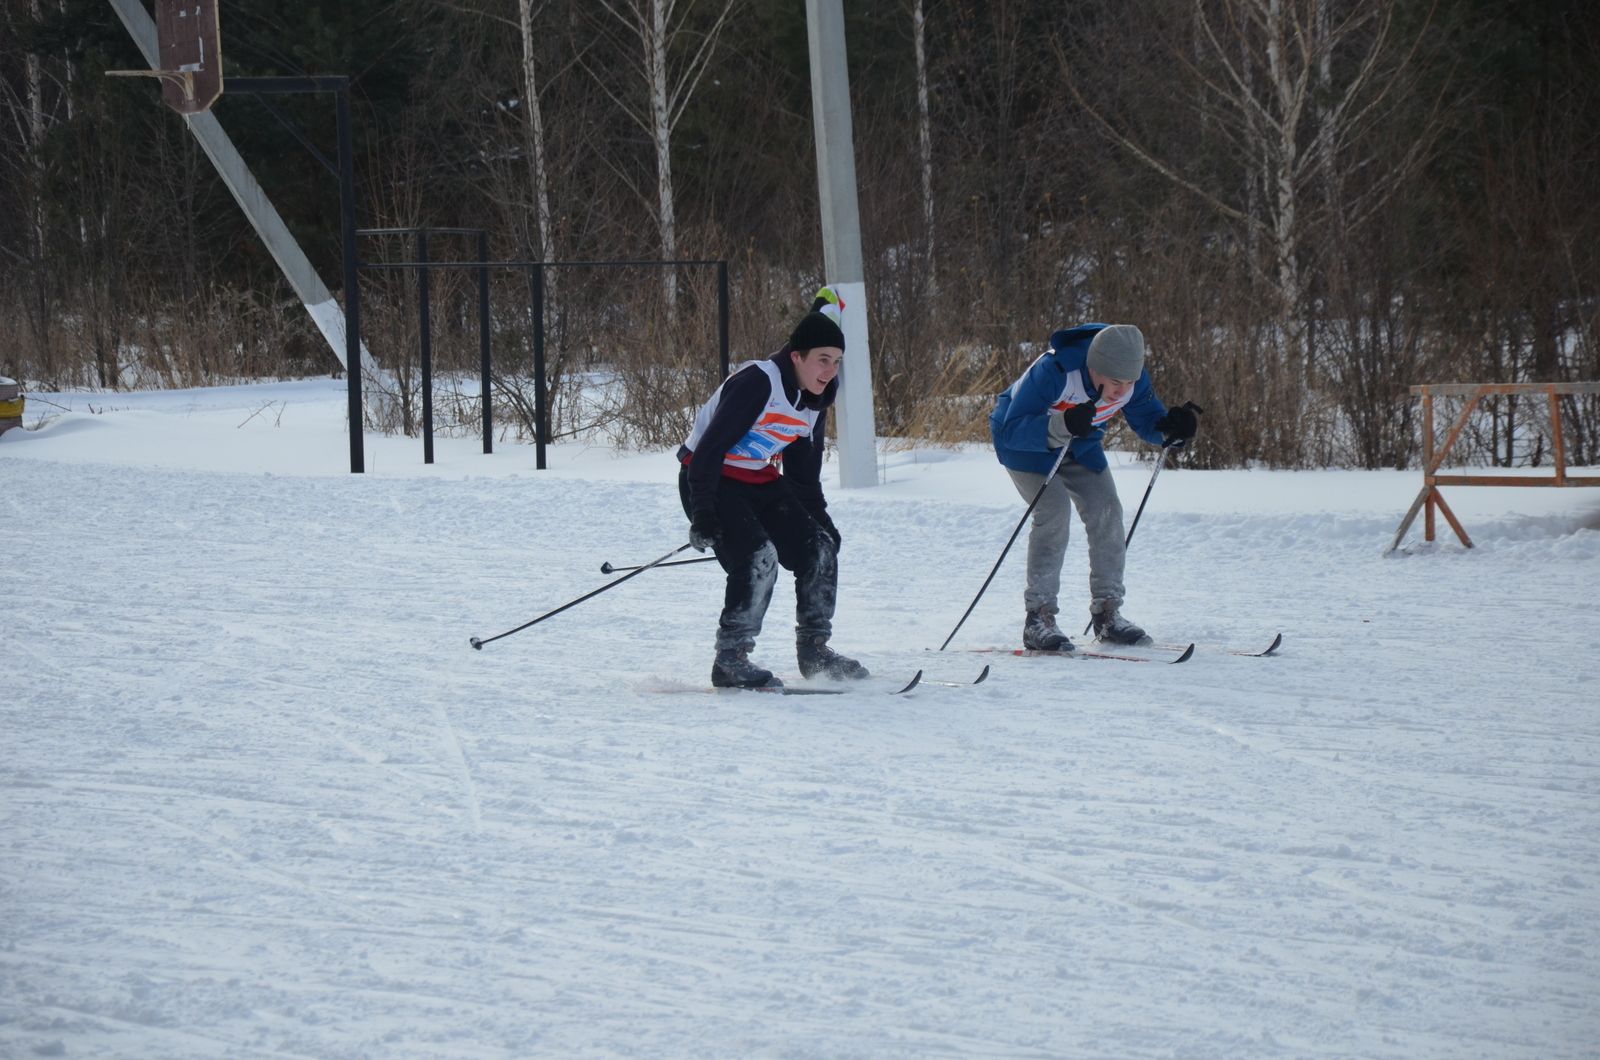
left=1086, top=324, right=1146, bottom=380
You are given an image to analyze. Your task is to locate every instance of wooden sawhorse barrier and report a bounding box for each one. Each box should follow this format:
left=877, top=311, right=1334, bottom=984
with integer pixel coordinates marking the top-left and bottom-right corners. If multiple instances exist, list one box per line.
left=1389, top=381, right=1600, bottom=552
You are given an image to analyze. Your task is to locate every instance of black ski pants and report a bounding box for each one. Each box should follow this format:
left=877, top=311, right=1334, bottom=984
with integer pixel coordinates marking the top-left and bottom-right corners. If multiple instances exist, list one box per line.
left=679, top=467, right=838, bottom=654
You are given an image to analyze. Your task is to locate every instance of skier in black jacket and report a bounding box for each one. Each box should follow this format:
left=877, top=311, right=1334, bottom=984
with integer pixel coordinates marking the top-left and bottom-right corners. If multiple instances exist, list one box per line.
left=677, top=288, right=868, bottom=689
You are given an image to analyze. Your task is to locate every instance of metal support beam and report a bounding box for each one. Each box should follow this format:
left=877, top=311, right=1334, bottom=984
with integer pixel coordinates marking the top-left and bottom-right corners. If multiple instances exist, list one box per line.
left=105, top=1, right=384, bottom=386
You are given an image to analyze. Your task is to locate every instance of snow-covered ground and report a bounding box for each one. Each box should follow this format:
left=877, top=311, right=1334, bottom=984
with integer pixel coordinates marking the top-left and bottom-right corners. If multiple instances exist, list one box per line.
left=3, top=378, right=1598, bottom=1058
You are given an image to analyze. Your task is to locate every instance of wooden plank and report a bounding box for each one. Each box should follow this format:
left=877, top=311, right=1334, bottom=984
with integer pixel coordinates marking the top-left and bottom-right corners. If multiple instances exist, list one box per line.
left=1550, top=390, right=1567, bottom=484
left=1431, top=474, right=1600, bottom=487
left=1432, top=489, right=1473, bottom=549
left=1409, top=382, right=1600, bottom=397
left=1422, top=390, right=1434, bottom=470
left=1429, top=390, right=1484, bottom=475
left=1388, top=486, right=1431, bottom=553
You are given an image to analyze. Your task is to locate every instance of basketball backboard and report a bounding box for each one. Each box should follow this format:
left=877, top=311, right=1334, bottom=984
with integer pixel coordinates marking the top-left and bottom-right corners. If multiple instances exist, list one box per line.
left=108, top=0, right=222, bottom=113
left=157, top=0, right=222, bottom=113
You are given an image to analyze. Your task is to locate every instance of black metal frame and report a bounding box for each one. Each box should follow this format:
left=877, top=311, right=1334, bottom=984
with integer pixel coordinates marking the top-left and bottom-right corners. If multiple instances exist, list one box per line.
left=226, top=75, right=366, bottom=473
left=360, top=257, right=730, bottom=470
left=357, top=227, right=493, bottom=463
left=227, top=78, right=731, bottom=473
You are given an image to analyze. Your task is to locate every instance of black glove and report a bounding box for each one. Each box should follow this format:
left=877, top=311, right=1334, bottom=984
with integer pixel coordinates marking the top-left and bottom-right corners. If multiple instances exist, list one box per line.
left=689, top=509, right=721, bottom=552
left=1155, top=401, right=1201, bottom=446
left=812, top=509, right=842, bottom=551
left=1060, top=401, right=1098, bottom=438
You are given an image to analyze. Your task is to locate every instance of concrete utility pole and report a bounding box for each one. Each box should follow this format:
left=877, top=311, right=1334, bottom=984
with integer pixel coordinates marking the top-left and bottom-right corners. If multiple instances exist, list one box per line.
left=106, top=0, right=384, bottom=383
left=805, top=0, right=878, bottom=489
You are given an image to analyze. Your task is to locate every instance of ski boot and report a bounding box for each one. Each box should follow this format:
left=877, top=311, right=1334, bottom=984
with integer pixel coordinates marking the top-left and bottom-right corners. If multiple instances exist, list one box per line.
left=711, top=648, right=780, bottom=689
left=1022, top=606, right=1074, bottom=652
left=797, top=635, right=870, bottom=680
left=1090, top=599, right=1150, bottom=646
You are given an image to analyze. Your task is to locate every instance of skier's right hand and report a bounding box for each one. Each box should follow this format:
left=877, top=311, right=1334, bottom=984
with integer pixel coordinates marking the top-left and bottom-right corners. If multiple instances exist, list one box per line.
left=1058, top=401, right=1098, bottom=438
left=689, top=509, right=721, bottom=552
left=1156, top=401, right=1201, bottom=446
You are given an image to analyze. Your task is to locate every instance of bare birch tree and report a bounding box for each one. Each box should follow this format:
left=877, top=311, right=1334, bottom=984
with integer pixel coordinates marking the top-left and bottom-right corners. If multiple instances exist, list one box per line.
left=1, top=0, right=55, bottom=372
left=516, top=0, right=557, bottom=268
left=438, top=0, right=559, bottom=262
left=912, top=0, right=936, bottom=301
left=1061, top=0, right=1436, bottom=380
left=581, top=0, right=736, bottom=315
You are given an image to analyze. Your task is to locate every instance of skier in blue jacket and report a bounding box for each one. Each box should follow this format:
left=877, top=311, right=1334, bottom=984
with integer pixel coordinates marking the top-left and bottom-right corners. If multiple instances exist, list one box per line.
left=989, top=323, right=1199, bottom=650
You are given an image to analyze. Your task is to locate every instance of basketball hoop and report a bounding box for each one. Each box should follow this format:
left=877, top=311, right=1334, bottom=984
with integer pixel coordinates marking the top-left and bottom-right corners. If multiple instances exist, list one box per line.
left=106, top=67, right=201, bottom=104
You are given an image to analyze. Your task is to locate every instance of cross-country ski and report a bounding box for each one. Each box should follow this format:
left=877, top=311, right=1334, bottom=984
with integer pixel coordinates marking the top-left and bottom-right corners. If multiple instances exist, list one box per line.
left=962, top=643, right=1196, bottom=664
left=718, top=669, right=923, bottom=696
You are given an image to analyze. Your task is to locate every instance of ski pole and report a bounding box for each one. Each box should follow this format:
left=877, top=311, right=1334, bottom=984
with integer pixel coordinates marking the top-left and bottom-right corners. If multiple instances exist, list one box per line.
left=1078, top=443, right=1176, bottom=635
left=937, top=443, right=1072, bottom=651
left=471, top=542, right=695, bottom=650
left=1127, top=403, right=1201, bottom=552
left=1124, top=442, right=1180, bottom=549
left=600, top=556, right=716, bottom=574
left=1081, top=409, right=1200, bottom=636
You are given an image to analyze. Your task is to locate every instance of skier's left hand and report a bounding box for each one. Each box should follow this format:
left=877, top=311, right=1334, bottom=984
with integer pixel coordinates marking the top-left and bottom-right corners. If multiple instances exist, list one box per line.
left=812, top=509, right=842, bottom=551
left=1156, top=401, right=1201, bottom=446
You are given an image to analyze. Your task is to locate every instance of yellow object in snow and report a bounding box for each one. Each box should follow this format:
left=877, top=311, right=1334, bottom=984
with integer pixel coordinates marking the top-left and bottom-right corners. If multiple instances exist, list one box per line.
left=0, top=376, right=22, bottom=430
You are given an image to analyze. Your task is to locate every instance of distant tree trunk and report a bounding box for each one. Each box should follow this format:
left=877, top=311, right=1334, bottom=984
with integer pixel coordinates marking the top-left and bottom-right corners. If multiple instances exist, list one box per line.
left=24, top=0, right=51, bottom=361
left=25, top=0, right=43, bottom=137
left=912, top=0, right=936, bottom=301
left=1260, top=0, right=1305, bottom=379
left=645, top=0, right=677, bottom=313
left=516, top=0, right=559, bottom=328
left=586, top=0, right=736, bottom=318
left=516, top=0, right=557, bottom=266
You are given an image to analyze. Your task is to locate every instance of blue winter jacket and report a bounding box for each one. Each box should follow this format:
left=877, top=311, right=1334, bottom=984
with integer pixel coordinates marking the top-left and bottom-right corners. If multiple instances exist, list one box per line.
left=989, top=323, right=1168, bottom=475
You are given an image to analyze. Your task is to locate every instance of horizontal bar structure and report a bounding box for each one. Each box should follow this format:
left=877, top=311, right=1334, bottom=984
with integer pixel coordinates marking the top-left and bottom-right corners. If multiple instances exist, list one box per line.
left=351, top=252, right=731, bottom=471
left=1389, top=381, right=1600, bottom=552
left=226, top=76, right=351, bottom=94
left=356, top=227, right=494, bottom=459
left=357, top=227, right=486, bottom=237
left=358, top=259, right=725, bottom=270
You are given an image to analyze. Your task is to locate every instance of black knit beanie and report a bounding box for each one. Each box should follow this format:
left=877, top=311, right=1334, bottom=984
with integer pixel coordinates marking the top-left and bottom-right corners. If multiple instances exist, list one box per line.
left=787, top=293, right=846, bottom=352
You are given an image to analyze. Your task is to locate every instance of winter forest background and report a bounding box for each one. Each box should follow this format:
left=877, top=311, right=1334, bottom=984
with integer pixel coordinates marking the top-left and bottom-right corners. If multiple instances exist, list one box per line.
left=3, top=0, right=1597, bottom=470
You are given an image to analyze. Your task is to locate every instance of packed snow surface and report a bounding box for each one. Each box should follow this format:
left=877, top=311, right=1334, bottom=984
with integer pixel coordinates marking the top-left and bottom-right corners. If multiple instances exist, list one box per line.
left=3, top=378, right=1598, bottom=1058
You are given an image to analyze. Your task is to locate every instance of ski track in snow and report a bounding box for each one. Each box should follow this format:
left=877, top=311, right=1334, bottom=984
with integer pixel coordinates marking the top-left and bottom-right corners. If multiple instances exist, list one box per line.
left=4, top=417, right=1600, bottom=1058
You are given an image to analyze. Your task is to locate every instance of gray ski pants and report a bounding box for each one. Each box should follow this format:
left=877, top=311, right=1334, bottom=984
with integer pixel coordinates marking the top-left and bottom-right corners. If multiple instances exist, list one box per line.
left=1005, top=460, right=1126, bottom=615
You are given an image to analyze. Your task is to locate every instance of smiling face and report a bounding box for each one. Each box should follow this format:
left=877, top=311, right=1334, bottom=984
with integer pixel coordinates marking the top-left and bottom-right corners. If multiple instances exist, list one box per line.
left=792, top=346, right=843, bottom=395
left=1088, top=367, right=1135, bottom=404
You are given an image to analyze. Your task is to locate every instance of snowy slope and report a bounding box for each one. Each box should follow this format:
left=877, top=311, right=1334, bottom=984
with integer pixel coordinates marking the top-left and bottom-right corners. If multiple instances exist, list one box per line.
left=3, top=380, right=1598, bottom=1058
